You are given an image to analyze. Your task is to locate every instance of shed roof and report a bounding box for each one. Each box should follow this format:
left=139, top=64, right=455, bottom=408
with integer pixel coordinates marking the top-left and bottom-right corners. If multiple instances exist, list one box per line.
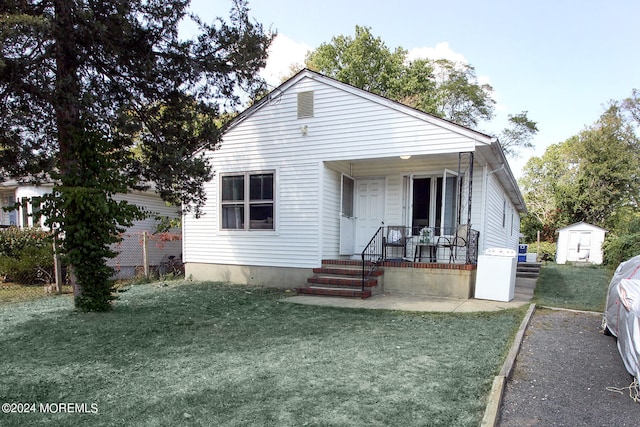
left=556, top=221, right=608, bottom=233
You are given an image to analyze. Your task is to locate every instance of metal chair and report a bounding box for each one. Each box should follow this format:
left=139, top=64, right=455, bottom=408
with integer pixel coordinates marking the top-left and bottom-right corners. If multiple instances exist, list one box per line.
left=383, top=226, right=408, bottom=260
left=437, top=224, right=470, bottom=263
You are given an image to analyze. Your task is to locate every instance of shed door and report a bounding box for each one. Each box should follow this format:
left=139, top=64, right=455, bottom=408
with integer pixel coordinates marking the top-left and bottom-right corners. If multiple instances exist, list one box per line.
left=355, top=179, right=385, bottom=253
left=567, top=231, right=591, bottom=261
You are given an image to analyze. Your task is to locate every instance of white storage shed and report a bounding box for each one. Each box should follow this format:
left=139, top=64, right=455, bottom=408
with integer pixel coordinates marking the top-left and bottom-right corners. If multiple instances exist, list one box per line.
left=556, top=221, right=607, bottom=265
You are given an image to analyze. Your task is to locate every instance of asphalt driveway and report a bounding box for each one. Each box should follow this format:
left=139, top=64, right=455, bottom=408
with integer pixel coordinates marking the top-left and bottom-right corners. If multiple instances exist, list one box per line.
left=498, top=308, right=640, bottom=426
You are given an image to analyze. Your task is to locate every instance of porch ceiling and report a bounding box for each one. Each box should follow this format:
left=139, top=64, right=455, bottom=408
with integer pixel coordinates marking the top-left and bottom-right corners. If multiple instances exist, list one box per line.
left=335, top=152, right=463, bottom=166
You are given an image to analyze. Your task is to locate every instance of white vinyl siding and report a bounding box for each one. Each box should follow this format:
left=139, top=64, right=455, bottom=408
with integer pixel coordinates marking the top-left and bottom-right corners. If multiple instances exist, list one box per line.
left=184, top=72, right=523, bottom=268
left=483, top=173, right=519, bottom=251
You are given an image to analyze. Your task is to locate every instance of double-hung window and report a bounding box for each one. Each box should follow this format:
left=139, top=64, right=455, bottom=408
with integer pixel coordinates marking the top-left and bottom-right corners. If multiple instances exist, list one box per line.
left=221, top=172, right=274, bottom=230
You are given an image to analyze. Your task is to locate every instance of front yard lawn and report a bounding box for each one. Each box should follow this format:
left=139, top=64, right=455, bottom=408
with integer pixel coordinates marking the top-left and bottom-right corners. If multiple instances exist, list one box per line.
left=533, top=263, right=612, bottom=312
left=0, top=281, right=524, bottom=427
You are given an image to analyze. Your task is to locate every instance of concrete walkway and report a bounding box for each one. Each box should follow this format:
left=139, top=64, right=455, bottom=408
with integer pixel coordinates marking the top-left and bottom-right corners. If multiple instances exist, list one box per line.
left=284, top=276, right=537, bottom=312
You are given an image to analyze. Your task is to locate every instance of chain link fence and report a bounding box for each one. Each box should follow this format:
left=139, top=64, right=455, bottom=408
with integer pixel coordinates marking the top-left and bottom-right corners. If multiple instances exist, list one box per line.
left=0, top=229, right=182, bottom=304
left=110, top=231, right=183, bottom=280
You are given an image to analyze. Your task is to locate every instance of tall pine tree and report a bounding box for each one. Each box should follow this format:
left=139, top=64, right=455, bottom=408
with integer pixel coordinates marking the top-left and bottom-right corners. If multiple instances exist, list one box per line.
left=0, top=0, right=272, bottom=311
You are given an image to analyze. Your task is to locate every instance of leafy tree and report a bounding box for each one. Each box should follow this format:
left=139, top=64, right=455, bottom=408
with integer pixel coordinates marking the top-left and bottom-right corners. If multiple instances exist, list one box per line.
left=0, top=0, right=272, bottom=311
left=305, top=25, right=406, bottom=99
left=519, top=94, right=640, bottom=243
left=519, top=143, right=570, bottom=241
left=602, top=211, right=640, bottom=266
left=559, top=105, right=640, bottom=227
left=499, top=111, right=539, bottom=158
left=429, top=59, right=495, bottom=128
left=391, top=58, right=437, bottom=113
left=303, top=26, right=535, bottom=156
left=622, top=88, right=640, bottom=125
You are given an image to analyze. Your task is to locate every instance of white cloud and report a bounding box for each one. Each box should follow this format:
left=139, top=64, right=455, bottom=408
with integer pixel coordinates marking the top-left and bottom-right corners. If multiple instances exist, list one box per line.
left=260, top=34, right=311, bottom=87
left=408, top=42, right=492, bottom=86
left=407, top=42, right=468, bottom=63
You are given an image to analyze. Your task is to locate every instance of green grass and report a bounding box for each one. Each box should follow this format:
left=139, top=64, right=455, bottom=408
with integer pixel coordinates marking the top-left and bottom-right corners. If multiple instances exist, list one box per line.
left=0, top=281, right=525, bottom=427
left=533, top=263, right=612, bottom=311
left=0, top=283, right=74, bottom=305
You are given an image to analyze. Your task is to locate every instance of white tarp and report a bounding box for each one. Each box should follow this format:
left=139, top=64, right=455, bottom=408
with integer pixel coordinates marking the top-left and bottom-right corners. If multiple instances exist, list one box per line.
left=604, top=255, right=640, bottom=385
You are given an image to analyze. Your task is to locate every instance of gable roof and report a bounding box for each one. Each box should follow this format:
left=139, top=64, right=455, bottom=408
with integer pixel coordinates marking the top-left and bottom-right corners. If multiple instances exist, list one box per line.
left=225, top=68, right=526, bottom=213
left=229, top=68, right=494, bottom=141
left=557, top=221, right=608, bottom=233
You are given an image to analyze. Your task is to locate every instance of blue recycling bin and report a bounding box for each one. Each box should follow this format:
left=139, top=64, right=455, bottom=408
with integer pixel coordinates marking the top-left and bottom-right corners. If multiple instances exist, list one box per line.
left=518, top=244, right=528, bottom=262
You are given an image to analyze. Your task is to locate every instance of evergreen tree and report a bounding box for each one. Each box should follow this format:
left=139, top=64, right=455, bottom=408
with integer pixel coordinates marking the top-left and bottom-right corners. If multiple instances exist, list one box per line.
left=0, top=0, right=272, bottom=311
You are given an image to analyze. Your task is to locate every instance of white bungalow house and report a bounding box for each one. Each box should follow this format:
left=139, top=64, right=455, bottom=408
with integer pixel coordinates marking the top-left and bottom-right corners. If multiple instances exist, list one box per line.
left=183, top=69, right=526, bottom=299
left=556, top=221, right=607, bottom=265
left=0, top=181, right=182, bottom=279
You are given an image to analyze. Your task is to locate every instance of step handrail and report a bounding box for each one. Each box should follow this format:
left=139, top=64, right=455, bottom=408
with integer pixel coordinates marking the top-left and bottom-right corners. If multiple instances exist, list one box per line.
left=361, top=226, right=384, bottom=291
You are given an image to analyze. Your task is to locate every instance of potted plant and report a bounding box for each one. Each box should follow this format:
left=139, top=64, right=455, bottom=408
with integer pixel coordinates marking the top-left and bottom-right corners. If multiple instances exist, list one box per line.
left=420, top=227, right=433, bottom=244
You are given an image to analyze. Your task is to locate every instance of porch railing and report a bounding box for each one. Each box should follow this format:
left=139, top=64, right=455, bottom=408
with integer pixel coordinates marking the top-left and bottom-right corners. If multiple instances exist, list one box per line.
left=360, top=224, right=480, bottom=290
left=361, top=226, right=384, bottom=291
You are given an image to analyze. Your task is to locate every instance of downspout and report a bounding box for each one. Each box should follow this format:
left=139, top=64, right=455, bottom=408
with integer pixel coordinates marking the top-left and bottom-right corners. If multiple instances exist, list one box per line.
left=480, top=165, right=488, bottom=254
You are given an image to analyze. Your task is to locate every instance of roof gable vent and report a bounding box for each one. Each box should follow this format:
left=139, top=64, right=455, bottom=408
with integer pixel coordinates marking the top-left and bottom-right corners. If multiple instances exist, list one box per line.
left=297, top=91, right=314, bottom=118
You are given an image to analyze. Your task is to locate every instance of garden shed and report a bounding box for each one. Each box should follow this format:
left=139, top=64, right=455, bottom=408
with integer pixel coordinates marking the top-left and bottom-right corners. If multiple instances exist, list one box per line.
left=556, top=221, right=607, bottom=265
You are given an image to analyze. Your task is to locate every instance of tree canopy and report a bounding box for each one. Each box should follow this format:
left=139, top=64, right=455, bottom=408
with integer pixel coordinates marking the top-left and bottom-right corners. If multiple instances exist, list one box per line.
left=519, top=93, right=640, bottom=243
left=0, top=0, right=272, bottom=311
left=303, top=25, right=537, bottom=154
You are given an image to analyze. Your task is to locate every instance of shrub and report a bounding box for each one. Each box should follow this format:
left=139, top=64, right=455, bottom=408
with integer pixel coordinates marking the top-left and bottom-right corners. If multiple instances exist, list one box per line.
left=526, top=241, right=556, bottom=262
left=602, top=232, right=640, bottom=267
left=0, top=228, right=54, bottom=285
left=0, top=227, right=52, bottom=257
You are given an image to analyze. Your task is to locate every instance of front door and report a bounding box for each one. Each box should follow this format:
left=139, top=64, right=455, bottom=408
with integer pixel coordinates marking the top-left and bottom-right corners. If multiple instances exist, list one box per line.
left=354, top=178, right=385, bottom=253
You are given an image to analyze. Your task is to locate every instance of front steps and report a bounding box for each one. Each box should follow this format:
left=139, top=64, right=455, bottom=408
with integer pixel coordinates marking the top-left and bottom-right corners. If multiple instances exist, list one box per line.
left=516, top=262, right=542, bottom=279
left=296, top=260, right=383, bottom=299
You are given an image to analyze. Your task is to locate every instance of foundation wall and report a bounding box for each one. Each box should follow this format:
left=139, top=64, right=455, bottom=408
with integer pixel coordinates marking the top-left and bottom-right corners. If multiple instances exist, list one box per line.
left=185, top=262, right=311, bottom=289
left=381, top=262, right=477, bottom=299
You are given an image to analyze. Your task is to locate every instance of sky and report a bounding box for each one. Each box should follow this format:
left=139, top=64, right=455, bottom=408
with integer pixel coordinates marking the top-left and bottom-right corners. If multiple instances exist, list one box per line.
left=186, top=0, right=639, bottom=178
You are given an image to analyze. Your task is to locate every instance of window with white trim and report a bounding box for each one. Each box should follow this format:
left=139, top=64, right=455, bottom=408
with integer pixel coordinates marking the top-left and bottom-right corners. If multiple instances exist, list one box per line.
left=221, top=172, right=274, bottom=230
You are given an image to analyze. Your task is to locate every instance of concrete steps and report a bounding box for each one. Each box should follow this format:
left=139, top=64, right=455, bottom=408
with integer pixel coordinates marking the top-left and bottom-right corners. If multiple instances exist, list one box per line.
left=516, top=262, right=542, bottom=279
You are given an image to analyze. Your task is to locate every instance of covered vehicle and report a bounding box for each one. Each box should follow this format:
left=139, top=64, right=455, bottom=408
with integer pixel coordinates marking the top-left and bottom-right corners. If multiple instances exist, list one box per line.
left=603, top=255, right=640, bottom=400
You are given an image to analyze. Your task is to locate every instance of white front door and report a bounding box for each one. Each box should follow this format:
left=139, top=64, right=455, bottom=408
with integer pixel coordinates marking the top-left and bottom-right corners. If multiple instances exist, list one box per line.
left=355, top=178, right=385, bottom=253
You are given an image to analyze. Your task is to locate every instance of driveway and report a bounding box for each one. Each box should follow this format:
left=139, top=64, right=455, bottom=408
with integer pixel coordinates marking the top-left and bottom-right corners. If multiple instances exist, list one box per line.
left=498, top=308, right=640, bottom=426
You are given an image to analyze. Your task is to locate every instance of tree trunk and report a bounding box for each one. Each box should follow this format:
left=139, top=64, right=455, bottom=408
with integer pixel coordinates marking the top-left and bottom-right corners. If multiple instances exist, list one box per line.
left=53, top=1, right=82, bottom=300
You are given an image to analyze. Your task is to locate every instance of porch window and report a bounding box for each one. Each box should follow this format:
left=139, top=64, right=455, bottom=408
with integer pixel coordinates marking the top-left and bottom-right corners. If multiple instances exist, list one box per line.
left=221, top=172, right=274, bottom=230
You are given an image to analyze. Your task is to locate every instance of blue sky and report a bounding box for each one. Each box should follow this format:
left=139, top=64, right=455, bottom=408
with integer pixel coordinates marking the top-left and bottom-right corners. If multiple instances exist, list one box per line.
left=186, top=0, right=639, bottom=178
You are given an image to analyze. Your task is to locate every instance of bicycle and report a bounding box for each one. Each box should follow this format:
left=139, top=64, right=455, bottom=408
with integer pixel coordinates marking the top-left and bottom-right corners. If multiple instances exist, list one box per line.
left=157, top=255, right=184, bottom=278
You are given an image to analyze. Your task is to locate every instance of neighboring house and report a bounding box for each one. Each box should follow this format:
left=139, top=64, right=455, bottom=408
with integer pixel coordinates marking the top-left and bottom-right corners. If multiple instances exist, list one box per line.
left=556, top=221, right=607, bottom=265
left=183, top=69, right=526, bottom=298
left=0, top=180, right=182, bottom=278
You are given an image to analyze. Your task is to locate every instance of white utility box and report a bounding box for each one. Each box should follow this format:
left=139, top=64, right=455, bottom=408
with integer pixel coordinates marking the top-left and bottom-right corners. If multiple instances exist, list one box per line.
left=475, top=248, right=517, bottom=302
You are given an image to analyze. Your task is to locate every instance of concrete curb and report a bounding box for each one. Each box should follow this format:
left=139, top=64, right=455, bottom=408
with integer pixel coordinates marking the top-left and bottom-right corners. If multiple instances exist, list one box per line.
left=481, top=303, right=537, bottom=427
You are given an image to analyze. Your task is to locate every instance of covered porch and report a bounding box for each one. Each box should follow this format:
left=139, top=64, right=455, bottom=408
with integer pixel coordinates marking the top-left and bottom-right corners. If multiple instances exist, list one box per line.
left=308, top=152, right=482, bottom=299
left=329, top=151, right=478, bottom=262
